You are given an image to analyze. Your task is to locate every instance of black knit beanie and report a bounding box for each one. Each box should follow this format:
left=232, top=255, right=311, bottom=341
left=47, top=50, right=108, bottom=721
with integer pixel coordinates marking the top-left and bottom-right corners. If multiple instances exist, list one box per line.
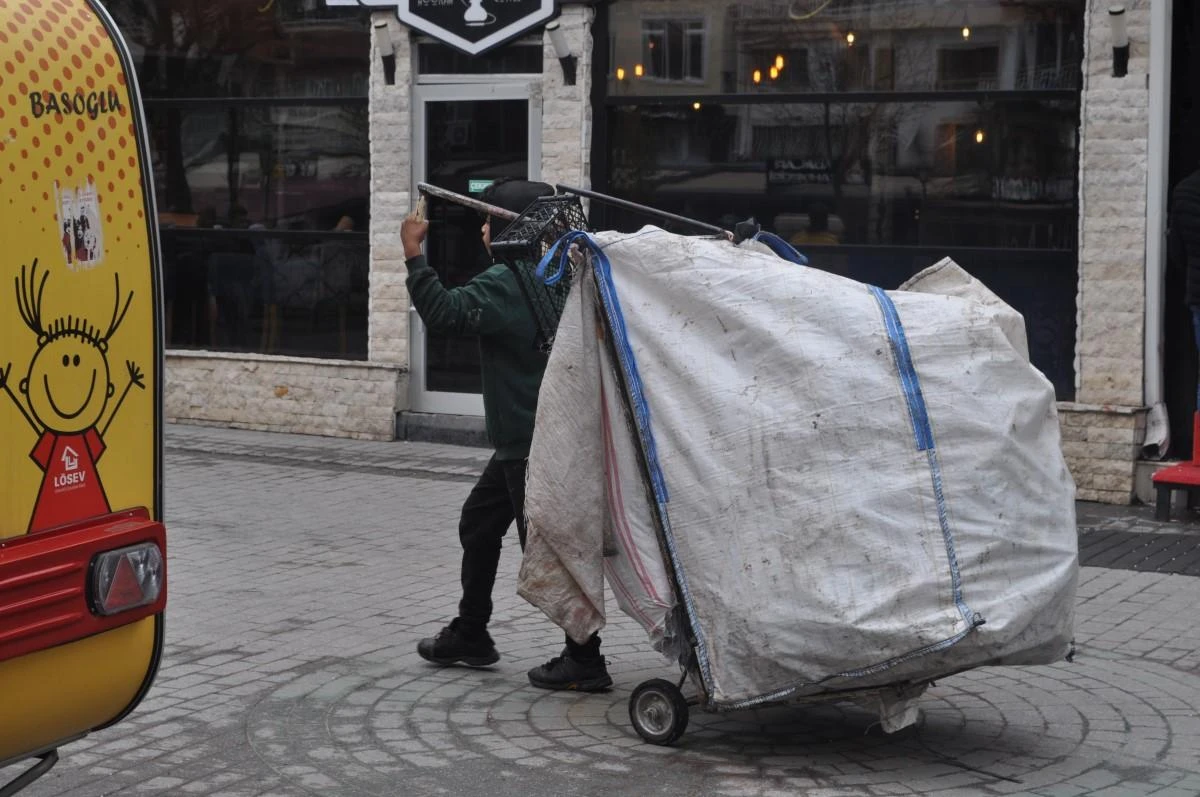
left=479, top=177, right=555, bottom=217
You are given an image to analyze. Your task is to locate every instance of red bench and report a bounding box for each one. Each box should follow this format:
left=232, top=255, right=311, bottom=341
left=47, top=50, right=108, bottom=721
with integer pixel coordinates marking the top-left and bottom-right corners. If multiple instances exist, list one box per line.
left=1151, top=412, right=1200, bottom=521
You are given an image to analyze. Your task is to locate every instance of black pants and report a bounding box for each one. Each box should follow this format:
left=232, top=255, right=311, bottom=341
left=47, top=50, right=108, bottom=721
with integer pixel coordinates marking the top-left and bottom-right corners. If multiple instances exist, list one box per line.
left=457, top=454, right=601, bottom=660
left=457, top=455, right=528, bottom=627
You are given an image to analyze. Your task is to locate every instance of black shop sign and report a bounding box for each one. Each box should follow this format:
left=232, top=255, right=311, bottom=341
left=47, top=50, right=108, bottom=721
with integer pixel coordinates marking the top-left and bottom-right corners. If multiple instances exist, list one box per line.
left=325, top=0, right=558, bottom=56
left=767, top=159, right=833, bottom=186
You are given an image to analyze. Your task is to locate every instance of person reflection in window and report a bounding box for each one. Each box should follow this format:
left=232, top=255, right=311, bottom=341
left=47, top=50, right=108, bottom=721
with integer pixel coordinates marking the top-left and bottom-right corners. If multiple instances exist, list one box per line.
left=249, top=222, right=280, bottom=354
left=323, top=215, right=357, bottom=355
left=789, top=204, right=840, bottom=247
left=207, top=205, right=255, bottom=350
left=166, top=207, right=215, bottom=348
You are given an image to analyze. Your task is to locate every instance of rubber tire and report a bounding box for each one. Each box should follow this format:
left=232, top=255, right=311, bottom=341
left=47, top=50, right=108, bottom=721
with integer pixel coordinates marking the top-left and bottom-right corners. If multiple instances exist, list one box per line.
left=628, top=678, right=689, bottom=745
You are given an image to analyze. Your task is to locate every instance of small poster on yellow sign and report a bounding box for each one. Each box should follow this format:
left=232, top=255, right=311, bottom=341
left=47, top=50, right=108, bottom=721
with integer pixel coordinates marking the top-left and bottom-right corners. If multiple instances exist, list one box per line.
left=0, top=0, right=159, bottom=540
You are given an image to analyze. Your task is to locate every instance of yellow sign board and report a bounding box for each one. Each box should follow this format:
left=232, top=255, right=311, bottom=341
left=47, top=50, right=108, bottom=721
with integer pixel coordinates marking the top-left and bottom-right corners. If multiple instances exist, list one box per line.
left=0, top=0, right=159, bottom=539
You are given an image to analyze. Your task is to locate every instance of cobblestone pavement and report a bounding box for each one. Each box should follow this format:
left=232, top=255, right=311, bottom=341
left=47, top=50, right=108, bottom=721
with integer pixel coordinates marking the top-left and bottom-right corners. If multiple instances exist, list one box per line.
left=8, top=423, right=1200, bottom=797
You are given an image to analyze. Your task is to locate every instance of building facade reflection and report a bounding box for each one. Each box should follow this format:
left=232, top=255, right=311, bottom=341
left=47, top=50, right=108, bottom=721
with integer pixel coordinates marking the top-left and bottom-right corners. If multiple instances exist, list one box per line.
left=598, top=0, right=1082, bottom=397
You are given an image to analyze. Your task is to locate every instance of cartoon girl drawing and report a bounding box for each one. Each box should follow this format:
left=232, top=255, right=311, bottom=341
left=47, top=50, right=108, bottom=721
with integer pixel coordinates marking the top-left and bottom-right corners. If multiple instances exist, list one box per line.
left=1, top=259, right=144, bottom=533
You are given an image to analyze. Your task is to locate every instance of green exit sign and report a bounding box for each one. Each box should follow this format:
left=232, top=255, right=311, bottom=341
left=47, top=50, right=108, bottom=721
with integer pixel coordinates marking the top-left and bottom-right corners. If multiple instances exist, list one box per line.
left=468, top=179, right=494, bottom=194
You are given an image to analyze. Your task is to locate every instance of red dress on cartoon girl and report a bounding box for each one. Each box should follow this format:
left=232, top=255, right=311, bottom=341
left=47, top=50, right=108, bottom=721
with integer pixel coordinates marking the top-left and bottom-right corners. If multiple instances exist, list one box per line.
left=28, top=428, right=110, bottom=532
left=3, top=261, right=143, bottom=535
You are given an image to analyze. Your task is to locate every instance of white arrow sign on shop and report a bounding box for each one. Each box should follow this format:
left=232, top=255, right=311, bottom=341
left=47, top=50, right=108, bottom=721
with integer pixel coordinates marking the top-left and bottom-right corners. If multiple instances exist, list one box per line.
left=324, top=0, right=559, bottom=56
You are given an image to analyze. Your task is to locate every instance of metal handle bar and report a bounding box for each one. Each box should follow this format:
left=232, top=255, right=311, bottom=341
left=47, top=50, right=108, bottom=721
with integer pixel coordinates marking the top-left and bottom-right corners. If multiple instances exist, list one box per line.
left=416, top=182, right=519, bottom=221
left=555, top=184, right=729, bottom=237
left=419, top=180, right=734, bottom=240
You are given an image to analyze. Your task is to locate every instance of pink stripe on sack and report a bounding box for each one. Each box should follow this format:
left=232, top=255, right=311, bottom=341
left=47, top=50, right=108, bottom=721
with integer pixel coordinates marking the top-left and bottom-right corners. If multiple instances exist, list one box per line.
left=600, top=383, right=666, bottom=607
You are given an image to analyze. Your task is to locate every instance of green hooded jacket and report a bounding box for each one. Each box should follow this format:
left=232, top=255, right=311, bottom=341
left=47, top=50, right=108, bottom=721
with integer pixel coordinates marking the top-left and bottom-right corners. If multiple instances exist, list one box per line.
left=405, top=254, right=547, bottom=460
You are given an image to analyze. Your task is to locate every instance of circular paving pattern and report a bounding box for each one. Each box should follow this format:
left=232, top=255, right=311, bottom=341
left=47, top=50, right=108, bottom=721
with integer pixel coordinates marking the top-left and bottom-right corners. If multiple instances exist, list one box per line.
left=243, top=638, right=1200, bottom=797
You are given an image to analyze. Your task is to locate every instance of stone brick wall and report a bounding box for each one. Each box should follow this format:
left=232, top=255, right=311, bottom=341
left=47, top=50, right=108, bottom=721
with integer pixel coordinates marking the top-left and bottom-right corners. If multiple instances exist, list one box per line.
left=368, top=14, right=414, bottom=372
left=1058, top=402, right=1146, bottom=504
left=1076, top=0, right=1151, bottom=408
left=165, top=352, right=401, bottom=440
left=541, top=5, right=594, bottom=188
left=1062, top=0, right=1155, bottom=503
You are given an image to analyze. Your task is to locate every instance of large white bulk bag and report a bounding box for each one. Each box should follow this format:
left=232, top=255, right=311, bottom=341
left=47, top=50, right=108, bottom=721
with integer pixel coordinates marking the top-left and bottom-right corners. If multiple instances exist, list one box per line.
left=519, top=228, right=1077, bottom=709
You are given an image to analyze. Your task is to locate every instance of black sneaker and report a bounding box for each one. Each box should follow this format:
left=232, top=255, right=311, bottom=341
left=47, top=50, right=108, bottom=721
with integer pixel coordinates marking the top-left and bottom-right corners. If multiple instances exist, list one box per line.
left=527, top=649, right=612, bottom=692
left=417, top=619, right=499, bottom=667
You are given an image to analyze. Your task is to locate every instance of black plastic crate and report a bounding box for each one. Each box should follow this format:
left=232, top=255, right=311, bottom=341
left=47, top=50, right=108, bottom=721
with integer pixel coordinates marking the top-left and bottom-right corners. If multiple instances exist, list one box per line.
left=490, top=194, right=590, bottom=352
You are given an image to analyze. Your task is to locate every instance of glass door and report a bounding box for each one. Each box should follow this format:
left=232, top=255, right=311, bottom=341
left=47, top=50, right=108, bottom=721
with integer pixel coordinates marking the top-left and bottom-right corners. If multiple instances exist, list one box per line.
left=411, top=82, right=541, bottom=414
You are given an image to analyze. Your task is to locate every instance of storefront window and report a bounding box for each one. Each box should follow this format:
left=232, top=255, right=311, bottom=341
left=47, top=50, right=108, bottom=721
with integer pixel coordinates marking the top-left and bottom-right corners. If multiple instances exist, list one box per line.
left=108, top=0, right=368, bottom=99
left=107, top=0, right=369, bottom=359
left=598, top=0, right=1083, bottom=399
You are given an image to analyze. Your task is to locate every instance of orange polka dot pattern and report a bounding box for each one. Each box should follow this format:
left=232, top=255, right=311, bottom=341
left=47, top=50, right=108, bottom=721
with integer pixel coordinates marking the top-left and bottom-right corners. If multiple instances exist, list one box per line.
left=0, top=0, right=144, bottom=245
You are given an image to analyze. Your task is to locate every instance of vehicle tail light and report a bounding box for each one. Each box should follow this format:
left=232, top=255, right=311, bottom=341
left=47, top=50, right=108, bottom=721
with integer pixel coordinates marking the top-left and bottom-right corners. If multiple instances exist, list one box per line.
left=89, top=542, right=164, bottom=616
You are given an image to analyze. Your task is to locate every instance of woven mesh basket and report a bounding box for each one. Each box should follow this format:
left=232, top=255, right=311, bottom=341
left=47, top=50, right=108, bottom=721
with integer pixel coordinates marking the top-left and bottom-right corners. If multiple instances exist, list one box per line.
left=490, top=194, right=590, bottom=352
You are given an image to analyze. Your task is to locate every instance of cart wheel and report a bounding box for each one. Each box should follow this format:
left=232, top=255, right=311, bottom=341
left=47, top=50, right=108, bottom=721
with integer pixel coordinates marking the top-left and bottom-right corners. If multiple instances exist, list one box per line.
left=628, top=678, right=689, bottom=745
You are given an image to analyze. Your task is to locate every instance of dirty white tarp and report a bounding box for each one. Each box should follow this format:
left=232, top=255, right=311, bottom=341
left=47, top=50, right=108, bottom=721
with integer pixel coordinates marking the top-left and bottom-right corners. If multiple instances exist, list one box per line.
left=518, top=228, right=1078, bottom=709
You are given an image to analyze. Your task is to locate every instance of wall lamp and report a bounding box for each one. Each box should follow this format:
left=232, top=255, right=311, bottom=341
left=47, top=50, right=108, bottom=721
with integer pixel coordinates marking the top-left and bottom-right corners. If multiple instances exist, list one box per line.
left=373, top=19, right=396, bottom=85
left=1108, top=5, right=1129, bottom=78
left=546, top=21, right=577, bottom=86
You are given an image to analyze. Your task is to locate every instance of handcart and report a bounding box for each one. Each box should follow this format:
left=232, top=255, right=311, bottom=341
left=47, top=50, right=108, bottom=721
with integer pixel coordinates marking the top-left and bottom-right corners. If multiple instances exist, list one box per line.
left=414, top=181, right=1078, bottom=747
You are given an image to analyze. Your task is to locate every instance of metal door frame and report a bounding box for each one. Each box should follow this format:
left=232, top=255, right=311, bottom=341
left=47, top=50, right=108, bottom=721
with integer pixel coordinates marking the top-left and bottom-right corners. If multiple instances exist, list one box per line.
left=410, top=81, right=542, bottom=415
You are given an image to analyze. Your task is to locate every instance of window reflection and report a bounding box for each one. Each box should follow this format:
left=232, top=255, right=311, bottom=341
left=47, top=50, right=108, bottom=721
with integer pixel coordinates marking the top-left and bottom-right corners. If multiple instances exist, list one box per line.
left=147, top=105, right=369, bottom=231
left=642, top=20, right=706, bottom=81
left=106, top=0, right=370, bottom=360
left=937, top=46, right=999, bottom=90
left=106, top=0, right=368, bottom=99
left=598, top=98, right=1079, bottom=396
left=606, top=99, right=1077, bottom=250
left=161, top=228, right=367, bottom=359
left=147, top=103, right=370, bottom=358
left=599, top=0, right=1085, bottom=402
left=608, top=0, right=1082, bottom=96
